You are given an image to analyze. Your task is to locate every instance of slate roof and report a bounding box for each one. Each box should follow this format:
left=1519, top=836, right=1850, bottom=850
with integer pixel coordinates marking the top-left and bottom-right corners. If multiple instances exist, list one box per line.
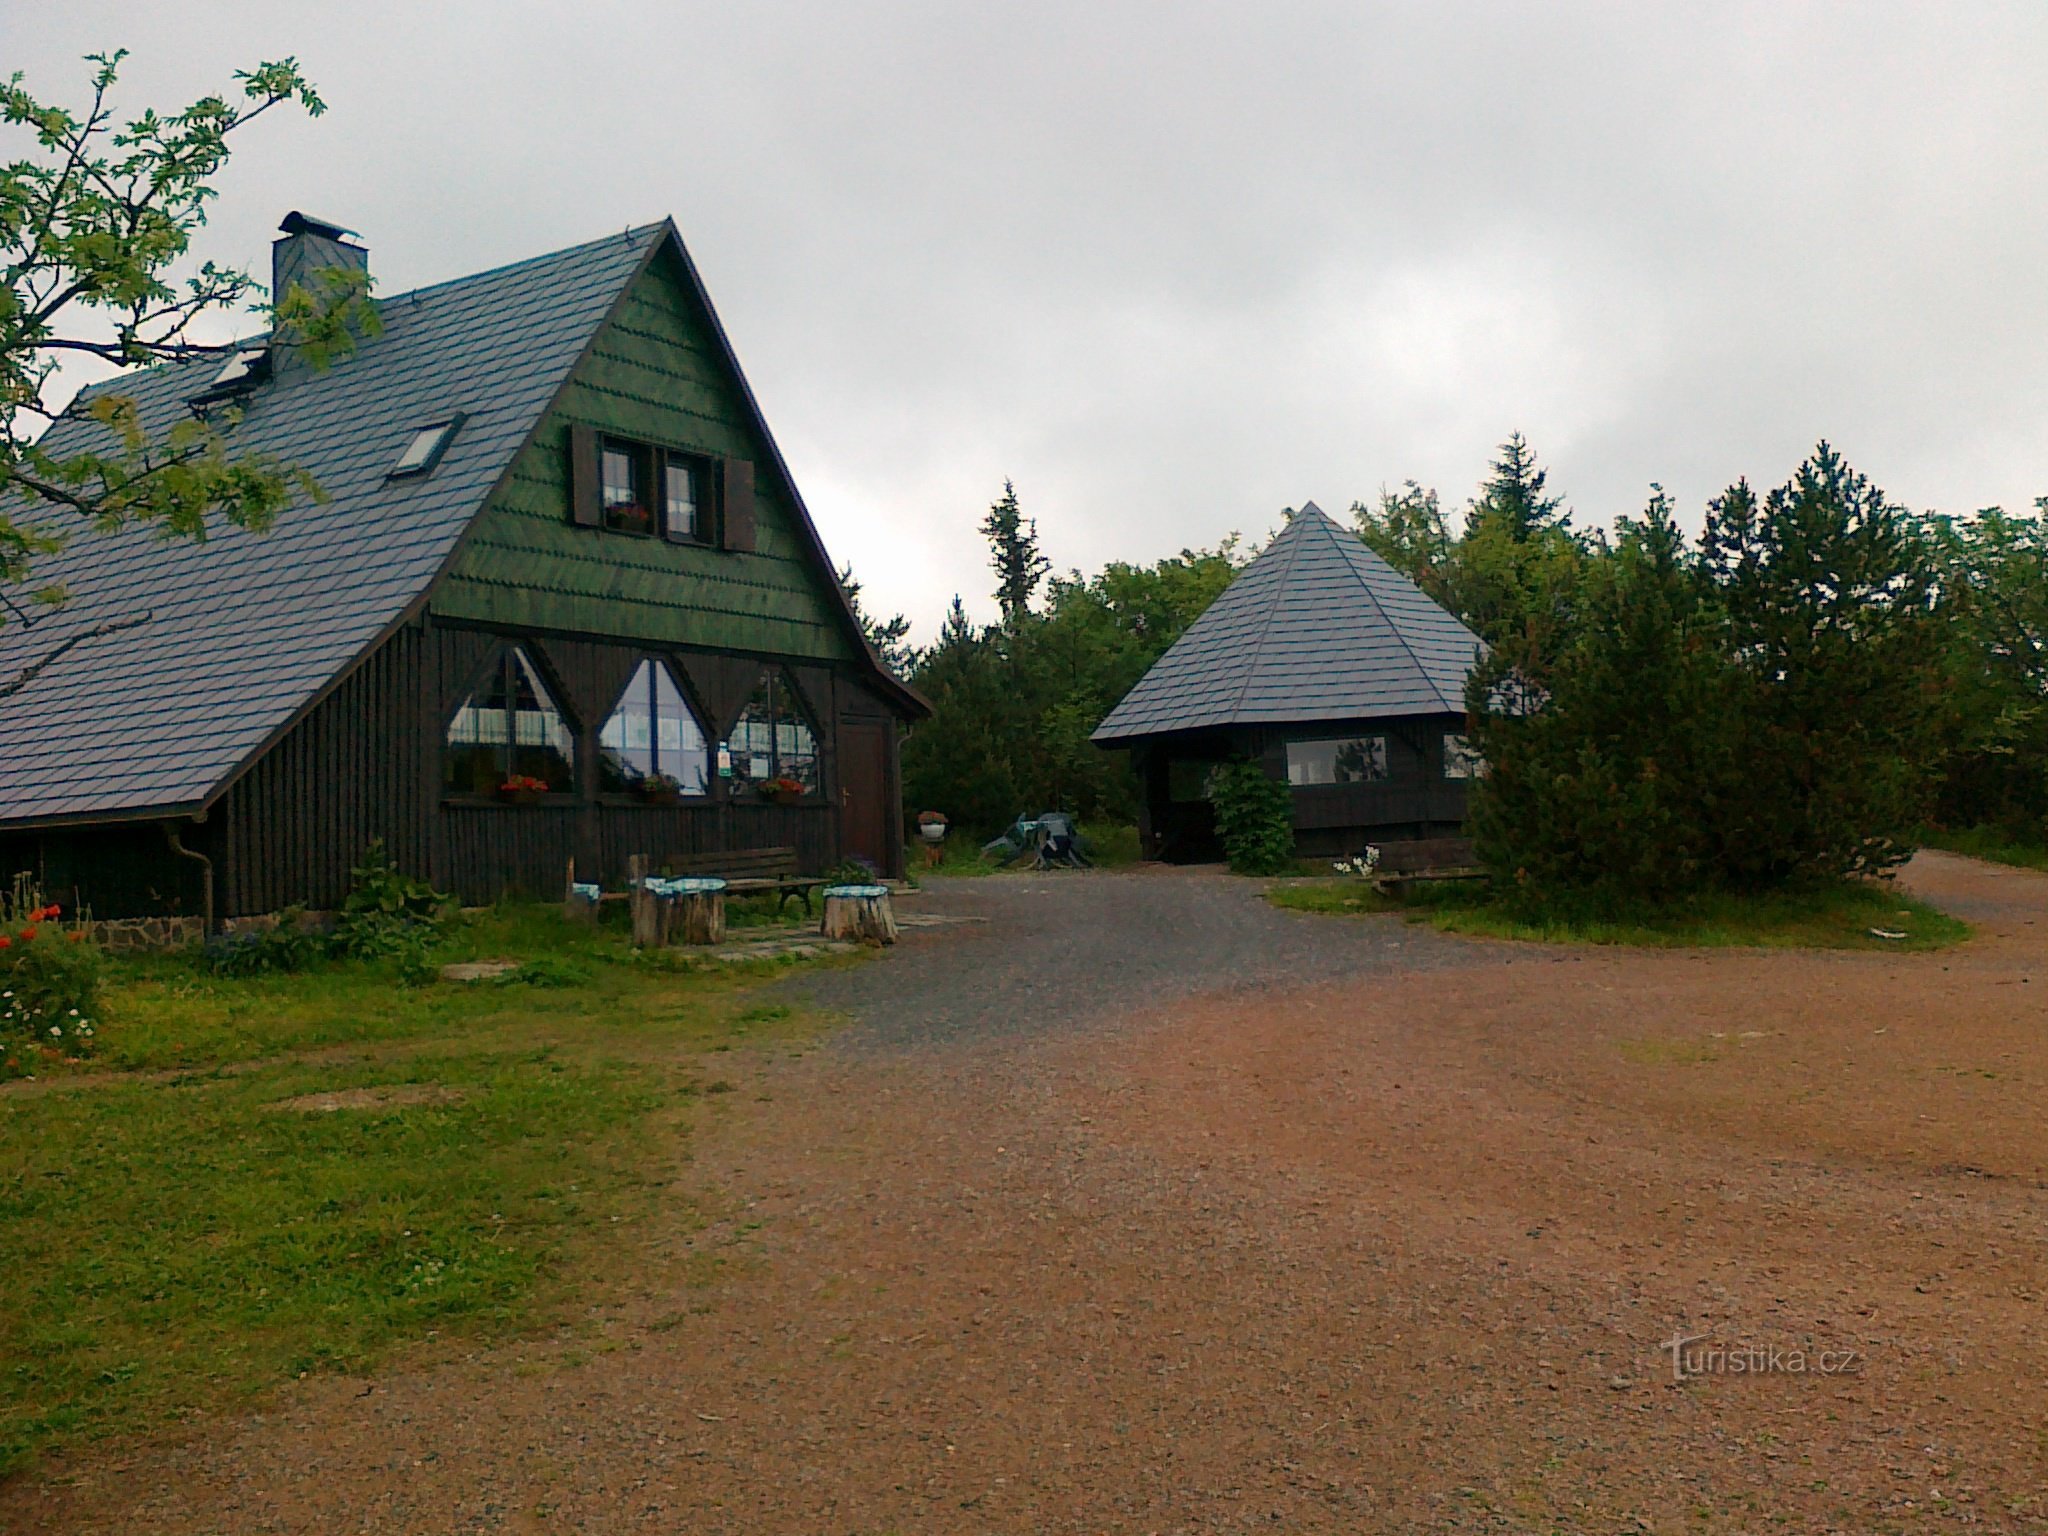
left=0, top=223, right=674, bottom=827
left=1092, top=503, right=1482, bottom=745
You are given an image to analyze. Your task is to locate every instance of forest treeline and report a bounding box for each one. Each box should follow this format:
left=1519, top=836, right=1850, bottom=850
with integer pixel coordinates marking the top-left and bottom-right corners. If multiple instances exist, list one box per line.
left=865, top=443, right=2048, bottom=906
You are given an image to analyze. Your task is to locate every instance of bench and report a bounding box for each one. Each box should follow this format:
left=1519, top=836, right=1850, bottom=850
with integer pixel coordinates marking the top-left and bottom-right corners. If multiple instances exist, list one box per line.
left=1367, top=836, right=1490, bottom=893
left=663, top=845, right=827, bottom=916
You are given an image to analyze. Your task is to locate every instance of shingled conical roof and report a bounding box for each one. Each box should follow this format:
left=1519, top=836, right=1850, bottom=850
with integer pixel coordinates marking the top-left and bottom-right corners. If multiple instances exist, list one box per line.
left=1092, top=503, right=1481, bottom=745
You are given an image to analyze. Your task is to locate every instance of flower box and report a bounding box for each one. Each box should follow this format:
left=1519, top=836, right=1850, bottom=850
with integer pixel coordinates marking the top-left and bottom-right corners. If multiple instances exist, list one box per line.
left=497, top=774, right=550, bottom=805
left=634, top=776, right=682, bottom=806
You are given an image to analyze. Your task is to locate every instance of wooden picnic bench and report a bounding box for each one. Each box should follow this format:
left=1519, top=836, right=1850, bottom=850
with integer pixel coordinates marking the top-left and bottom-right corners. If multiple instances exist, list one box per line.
left=1368, top=836, right=1490, bottom=893
left=663, top=845, right=827, bottom=916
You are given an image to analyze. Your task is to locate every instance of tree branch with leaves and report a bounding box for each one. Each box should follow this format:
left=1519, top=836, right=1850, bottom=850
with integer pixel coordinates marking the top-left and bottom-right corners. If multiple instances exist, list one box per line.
left=0, top=49, right=375, bottom=684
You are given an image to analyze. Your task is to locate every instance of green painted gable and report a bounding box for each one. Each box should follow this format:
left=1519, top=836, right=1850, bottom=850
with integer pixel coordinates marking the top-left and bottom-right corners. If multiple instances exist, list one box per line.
left=430, top=243, right=857, bottom=663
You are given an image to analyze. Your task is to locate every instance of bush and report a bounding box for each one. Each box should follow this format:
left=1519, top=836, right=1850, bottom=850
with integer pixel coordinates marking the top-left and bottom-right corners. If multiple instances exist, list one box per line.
left=202, top=908, right=324, bottom=977
left=823, top=856, right=882, bottom=886
left=0, top=887, right=101, bottom=1077
left=1207, top=759, right=1296, bottom=875
left=331, top=841, right=452, bottom=961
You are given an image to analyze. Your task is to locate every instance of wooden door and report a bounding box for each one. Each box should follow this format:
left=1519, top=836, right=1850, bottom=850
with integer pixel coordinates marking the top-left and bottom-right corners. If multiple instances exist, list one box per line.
left=838, top=722, right=891, bottom=871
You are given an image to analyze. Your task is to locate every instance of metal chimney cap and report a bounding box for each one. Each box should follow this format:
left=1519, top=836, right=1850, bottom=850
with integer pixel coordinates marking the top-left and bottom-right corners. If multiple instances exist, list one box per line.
left=277, top=211, right=361, bottom=243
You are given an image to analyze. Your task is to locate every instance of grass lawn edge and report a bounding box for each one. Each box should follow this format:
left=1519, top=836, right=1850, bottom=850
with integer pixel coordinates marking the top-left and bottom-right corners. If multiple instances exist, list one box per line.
left=1265, top=875, right=1972, bottom=952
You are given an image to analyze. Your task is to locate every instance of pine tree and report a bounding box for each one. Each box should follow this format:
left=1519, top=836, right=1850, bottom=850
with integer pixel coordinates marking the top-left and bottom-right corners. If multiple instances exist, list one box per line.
left=1468, top=432, right=1568, bottom=541
left=980, top=479, right=1050, bottom=623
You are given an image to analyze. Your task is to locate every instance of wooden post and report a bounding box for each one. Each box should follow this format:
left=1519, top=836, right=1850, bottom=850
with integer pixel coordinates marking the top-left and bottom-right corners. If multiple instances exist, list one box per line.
left=820, top=884, right=897, bottom=945
left=628, top=855, right=658, bottom=948
left=563, top=857, right=596, bottom=923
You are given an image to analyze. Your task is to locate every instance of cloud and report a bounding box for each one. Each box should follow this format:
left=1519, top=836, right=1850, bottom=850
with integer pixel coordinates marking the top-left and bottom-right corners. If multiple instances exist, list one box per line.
left=13, top=0, right=2048, bottom=634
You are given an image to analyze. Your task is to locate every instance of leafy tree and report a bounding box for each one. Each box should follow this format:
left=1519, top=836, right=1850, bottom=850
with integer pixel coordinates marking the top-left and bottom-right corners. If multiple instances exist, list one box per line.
left=899, top=597, right=1021, bottom=831
left=900, top=542, right=1246, bottom=835
left=1353, top=442, right=1587, bottom=665
left=1919, top=502, right=2048, bottom=839
left=979, top=477, right=1049, bottom=623
left=1351, top=481, right=1453, bottom=600
left=1, top=49, right=374, bottom=684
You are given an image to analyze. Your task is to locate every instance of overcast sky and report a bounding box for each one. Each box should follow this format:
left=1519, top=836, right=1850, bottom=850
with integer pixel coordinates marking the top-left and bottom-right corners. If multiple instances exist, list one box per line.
left=13, top=2, right=2048, bottom=637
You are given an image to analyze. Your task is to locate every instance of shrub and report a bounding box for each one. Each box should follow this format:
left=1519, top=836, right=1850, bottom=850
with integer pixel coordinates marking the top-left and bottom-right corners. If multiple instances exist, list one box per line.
left=1207, top=759, right=1296, bottom=875
left=823, top=856, right=882, bottom=886
left=0, top=884, right=101, bottom=1077
left=331, top=841, right=452, bottom=961
left=202, top=908, right=323, bottom=977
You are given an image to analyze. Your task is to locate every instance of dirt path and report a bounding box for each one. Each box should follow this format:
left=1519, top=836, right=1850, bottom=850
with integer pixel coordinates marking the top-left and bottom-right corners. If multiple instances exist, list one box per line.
left=8, top=854, right=2048, bottom=1533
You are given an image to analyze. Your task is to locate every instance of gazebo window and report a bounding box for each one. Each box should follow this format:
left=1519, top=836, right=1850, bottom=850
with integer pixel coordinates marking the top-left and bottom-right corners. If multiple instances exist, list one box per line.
left=1443, top=734, right=1485, bottom=779
left=444, top=646, right=577, bottom=795
left=726, top=671, right=819, bottom=793
left=599, top=659, right=711, bottom=794
left=1285, top=735, right=1390, bottom=786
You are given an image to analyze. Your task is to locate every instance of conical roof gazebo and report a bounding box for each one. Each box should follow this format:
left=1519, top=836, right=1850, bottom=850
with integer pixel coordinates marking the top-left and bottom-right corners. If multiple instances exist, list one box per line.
left=1093, top=503, right=1483, bottom=861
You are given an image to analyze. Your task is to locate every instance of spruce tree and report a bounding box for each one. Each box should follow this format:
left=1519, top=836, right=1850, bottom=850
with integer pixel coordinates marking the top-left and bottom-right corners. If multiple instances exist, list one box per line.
left=980, top=479, right=1050, bottom=623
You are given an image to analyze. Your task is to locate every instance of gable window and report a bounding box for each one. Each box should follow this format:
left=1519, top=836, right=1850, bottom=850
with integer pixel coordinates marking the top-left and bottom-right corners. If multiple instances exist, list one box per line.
left=725, top=671, right=820, bottom=794
left=599, top=659, right=711, bottom=795
left=1443, top=734, right=1486, bottom=780
left=444, top=646, right=577, bottom=796
left=600, top=439, right=651, bottom=534
left=571, top=426, right=750, bottom=547
left=663, top=453, right=703, bottom=542
left=1285, top=735, right=1389, bottom=786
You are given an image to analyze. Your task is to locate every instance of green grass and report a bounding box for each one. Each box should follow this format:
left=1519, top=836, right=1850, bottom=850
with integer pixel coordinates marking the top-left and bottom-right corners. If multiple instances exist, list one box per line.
left=1267, top=877, right=1971, bottom=950
left=1921, top=825, right=2048, bottom=872
left=0, top=902, right=837, bottom=1478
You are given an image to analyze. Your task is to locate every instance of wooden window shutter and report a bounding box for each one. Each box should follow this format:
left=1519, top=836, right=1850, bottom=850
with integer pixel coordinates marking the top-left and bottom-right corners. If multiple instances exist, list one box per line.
left=720, top=457, right=756, bottom=552
left=568, top=424, right=601, bottom=527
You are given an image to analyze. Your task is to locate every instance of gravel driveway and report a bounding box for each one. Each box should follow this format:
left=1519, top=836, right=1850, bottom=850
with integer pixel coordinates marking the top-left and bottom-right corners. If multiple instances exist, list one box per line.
left=785, top=867, right=1480, bottom=1047
left=12, top=854, right=2047, bottom=1534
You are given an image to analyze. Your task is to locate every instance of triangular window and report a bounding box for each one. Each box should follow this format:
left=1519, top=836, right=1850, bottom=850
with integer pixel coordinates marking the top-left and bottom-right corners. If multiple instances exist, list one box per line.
left=599, top=659, right=711, bottom=795
left=444, top=646, right=577, bottom=795
left=725, top=671, right=820, bottom=795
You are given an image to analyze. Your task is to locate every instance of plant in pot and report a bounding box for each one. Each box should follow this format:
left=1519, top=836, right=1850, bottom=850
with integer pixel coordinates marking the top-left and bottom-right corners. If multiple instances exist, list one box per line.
left=634, top=771, right=683, bottom=806
left=758, top=775, right=807, bottom=806
left=916, top=809, right=949, bottom=844
left=608, top=502, right=652, bottom=534
left=497, top=773, right=550, bottom=804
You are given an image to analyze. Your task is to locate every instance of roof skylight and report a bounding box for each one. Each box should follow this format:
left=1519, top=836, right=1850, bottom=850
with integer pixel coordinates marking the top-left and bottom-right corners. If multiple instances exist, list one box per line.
left=388, top=413, right=465, bottom=479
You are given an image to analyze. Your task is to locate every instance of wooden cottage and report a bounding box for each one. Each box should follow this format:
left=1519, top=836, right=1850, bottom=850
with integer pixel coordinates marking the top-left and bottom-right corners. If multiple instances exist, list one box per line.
left=1092, top=503, right=1482, bottom=861
left=0, top=213, right=926, bottom=925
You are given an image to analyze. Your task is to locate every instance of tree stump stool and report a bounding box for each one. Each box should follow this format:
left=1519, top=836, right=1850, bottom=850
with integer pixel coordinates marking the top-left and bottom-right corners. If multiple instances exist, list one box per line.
left=666, top=877, right=727, bottom=946
left=627, top=860, right=728, bottom=948
left=820, top=883, right=897, bottom=945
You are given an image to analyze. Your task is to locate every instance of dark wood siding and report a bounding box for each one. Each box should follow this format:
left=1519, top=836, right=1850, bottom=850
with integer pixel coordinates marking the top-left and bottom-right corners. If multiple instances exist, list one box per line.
left=1135, top=715, right=1472, bottom=864
left=213, top=623, right=431, bottom=916
left=0, top=821, right=209, bottom=921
